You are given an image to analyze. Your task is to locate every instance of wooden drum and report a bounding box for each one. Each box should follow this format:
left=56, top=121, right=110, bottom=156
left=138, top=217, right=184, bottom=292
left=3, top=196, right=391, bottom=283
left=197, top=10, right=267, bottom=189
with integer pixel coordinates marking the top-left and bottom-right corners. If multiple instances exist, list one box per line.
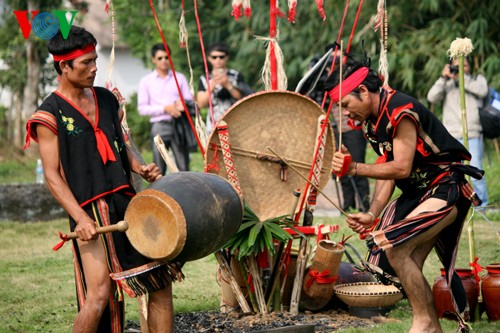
left=124, top=172, right=243, bottom=262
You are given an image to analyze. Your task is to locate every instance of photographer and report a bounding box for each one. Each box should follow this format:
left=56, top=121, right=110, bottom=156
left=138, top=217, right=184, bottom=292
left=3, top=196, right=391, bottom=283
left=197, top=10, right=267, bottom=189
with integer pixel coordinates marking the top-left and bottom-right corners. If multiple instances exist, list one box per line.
left=427, top=57, right=489, bottom=207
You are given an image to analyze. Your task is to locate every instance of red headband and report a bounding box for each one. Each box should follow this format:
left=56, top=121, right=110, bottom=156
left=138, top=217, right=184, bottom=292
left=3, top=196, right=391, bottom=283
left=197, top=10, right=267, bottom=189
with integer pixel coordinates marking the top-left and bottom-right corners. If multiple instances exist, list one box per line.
left=52, top=44, right=96, bottom=62
left=328, top=67, right=369, bottom=103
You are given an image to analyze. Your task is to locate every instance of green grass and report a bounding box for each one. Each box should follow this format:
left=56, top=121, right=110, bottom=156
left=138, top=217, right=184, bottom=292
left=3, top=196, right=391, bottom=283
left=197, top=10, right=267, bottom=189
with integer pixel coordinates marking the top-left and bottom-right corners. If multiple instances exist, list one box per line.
left=1, top=142, right=500, bottom=332
left=0, top=219, right=220, bottom=332
left=1, top=216, right=500, bottom=332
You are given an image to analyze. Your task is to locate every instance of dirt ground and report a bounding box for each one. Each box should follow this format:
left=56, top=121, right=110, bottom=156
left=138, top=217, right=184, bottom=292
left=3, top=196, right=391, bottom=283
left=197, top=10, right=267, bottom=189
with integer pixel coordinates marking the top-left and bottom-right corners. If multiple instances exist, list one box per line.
left=125, top=309, right=396, bottom=332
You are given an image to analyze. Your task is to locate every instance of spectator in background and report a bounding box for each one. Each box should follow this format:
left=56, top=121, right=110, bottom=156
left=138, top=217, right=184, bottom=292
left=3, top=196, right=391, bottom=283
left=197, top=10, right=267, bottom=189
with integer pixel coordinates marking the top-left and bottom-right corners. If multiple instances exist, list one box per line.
left=427, top=57, right=489, bottom=207
left=197, top=42, right=251, bottom=134
left=138, top=43, right=194, bottom=173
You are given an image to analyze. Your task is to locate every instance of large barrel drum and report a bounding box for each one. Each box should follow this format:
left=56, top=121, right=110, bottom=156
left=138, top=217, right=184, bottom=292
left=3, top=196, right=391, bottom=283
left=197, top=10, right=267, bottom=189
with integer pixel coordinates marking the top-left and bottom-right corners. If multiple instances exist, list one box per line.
left=124, top=172, right=243, bottom=262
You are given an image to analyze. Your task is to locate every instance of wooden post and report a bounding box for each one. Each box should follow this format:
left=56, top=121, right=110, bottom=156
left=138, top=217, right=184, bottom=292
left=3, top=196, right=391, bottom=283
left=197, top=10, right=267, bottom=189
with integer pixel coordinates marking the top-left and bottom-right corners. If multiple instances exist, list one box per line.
left=215, top=251, right=252, bottom=313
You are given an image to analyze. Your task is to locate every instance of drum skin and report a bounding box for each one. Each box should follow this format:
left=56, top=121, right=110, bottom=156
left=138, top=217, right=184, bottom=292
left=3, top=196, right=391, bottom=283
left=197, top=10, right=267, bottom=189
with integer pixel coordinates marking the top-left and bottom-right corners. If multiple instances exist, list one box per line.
left=125, top=172, right=243, bottom=262
left=205, top=90, right=334, bottom=221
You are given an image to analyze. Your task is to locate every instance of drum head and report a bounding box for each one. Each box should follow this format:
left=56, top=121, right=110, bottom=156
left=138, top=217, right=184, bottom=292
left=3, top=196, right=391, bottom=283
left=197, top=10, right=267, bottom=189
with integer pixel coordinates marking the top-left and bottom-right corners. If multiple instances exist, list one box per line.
left=124, top=189, right=187, bottom=260
left=205, top=90, right=334, bottom=221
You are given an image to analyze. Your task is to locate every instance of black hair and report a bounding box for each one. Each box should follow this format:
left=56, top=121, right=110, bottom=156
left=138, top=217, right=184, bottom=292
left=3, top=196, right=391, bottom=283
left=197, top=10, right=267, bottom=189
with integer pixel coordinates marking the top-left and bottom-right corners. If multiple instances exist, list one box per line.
left=324, top=56, right=382, bottom=98
left=151, top=43, right=171, bottom=58
left=207, top=42, right=229, bottom=56
left=48, top=26, right=97, bottom=75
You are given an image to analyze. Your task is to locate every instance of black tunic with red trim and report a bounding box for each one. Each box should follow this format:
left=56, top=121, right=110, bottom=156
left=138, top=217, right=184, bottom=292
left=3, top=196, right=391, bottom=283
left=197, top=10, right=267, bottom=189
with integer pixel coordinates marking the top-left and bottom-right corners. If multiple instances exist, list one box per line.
left=364, top=88, right=471, bottom=194
left=364, top=87, right=484, bottom=320
left=34, top=87, right=135, bottom=208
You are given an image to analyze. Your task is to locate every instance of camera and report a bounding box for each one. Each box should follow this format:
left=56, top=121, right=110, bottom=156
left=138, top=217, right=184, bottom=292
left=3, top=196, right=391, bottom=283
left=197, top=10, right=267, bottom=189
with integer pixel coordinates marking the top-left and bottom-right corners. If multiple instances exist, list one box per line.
left=449, top=65, right=459, bottom=75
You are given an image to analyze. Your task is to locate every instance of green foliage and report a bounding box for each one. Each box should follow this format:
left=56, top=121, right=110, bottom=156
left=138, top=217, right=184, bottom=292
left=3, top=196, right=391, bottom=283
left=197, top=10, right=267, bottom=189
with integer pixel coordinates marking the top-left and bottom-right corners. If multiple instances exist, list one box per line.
left=223, top=202, right=293, bottom=260
left=113, top=0, right=185, bottom=69
left=123, top=93, right=151, bottom=151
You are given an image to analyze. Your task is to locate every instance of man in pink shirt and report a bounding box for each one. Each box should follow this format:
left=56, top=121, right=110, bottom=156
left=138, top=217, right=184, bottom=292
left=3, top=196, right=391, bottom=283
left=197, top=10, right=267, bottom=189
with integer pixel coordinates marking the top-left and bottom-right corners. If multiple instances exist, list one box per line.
left=138, top=43, right=194, bottom=173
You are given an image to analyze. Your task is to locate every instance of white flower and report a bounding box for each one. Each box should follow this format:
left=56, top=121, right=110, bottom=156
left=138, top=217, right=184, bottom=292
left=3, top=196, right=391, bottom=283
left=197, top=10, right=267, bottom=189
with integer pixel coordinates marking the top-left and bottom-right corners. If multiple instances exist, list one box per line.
left=447, top=37, right=474, bottom=59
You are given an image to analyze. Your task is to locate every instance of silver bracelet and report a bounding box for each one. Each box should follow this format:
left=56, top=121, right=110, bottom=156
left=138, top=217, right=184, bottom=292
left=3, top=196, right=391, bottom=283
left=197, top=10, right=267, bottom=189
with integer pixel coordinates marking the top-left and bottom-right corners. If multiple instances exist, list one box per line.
left=367, top=211, right=376, bottom=222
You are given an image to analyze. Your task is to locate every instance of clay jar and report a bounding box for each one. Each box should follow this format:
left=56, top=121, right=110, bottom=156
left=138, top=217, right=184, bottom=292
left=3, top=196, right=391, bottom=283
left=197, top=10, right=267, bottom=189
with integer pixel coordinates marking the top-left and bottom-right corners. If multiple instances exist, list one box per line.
left=482, top=263, right=500, bottom=321
left=432, top=268, right=479, bottom=320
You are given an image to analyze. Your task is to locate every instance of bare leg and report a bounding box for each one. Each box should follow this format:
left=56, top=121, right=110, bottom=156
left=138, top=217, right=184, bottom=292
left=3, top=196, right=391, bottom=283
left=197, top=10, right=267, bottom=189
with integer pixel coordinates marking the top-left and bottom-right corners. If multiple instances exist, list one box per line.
left=147, top=285, right=174, bottom=333
left=138, top=294, right=150, bottom=333
left=73, top=238, right=112, bottom=333
left=386, top=198, right=457, bottom=333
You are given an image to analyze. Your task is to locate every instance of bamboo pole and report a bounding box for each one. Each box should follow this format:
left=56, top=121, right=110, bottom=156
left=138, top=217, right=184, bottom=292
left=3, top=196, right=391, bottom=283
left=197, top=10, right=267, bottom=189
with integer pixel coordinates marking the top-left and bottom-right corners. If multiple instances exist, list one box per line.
left=215, top=252, right=252, bottom=313
left=248, top=254, right=268, bottom=314
left=154, top=135, right=179, bottom=173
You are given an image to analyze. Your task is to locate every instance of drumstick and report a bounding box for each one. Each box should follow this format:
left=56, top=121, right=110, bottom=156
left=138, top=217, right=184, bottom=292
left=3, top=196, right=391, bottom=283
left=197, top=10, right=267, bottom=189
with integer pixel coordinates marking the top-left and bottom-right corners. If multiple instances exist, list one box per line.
left=154, top=135, right=179, bottom=173
left=65, top=220, right=129, bottom=240
left=267, top=147, right=353, bottom=221
left=336, top=41, right=343, bottom=182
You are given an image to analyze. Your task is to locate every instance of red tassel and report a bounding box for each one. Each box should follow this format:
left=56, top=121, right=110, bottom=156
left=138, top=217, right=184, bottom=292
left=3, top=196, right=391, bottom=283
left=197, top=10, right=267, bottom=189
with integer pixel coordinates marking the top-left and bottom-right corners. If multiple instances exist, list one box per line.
left=470, top=256, right=483, bottom=283
left=316, top=0, right=326, bottom=21
left=231, top=4, right=243, bottom=21
left=244, top=7, right=252, bottom=17
left=53, top=231, right=69, bottom=251
left=288, top=2, right=297, bottom=23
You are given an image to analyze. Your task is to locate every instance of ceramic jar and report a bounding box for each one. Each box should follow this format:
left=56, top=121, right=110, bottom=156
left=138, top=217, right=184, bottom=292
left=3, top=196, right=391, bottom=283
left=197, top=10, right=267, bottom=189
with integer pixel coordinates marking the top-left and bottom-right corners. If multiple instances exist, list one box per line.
left=432, top=268, right=479, bottom=320
left=482, top=263, right=500, bottom=321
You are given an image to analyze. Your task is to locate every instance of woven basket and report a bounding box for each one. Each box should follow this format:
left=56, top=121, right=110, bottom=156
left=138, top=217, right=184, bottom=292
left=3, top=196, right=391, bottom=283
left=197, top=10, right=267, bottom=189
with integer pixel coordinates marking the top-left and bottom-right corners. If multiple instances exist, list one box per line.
left=333, top=282, right=403, bottom=308
left=301, top=240, right=344, bottom=310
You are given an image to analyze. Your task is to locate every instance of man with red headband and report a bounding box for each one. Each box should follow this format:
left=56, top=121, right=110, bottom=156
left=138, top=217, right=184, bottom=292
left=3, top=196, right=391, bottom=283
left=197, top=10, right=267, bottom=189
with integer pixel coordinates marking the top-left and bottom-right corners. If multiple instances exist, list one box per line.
left=329, top=59, right=483, bottom=332
left=24, top=26, right=180, bottom=333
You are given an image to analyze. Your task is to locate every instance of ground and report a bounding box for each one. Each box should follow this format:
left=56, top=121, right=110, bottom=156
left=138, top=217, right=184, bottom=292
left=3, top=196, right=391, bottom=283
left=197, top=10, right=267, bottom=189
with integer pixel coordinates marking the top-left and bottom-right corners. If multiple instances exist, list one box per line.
left=125, top=309, right=395, bottom=332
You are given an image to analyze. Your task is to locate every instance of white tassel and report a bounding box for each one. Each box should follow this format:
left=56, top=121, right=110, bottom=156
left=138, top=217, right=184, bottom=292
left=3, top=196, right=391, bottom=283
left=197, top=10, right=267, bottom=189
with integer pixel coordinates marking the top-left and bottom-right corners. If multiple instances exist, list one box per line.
left=378, top=41, right=389, bottom=86
left=179, top=11, right=195, bottom=96
left=243, top=0, right=252, bottom=17
left=195, top=113, right=208, bottom=150
left=256, top=35, right=288, bottom=91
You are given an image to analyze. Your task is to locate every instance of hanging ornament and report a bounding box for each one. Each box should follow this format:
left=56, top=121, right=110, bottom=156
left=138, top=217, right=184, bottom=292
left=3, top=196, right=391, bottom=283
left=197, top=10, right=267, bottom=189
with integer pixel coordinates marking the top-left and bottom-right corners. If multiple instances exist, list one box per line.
left=316, top=0, right=326, bottom=21
left=257, top=34, right=288, bottom=91
left=243, top=0, right=252, bottom=17
left=105, top=0, right=111, bottom=14
left=231, top=0, right=243, bottom=21
left=374, top=0, right=388, bottom=85
left=288, top=0, right=297, bottom=23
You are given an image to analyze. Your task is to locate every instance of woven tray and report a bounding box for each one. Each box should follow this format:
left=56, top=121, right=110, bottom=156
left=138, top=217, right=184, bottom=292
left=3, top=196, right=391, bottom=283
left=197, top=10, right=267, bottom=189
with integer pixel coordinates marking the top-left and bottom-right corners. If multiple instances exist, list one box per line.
left=333, top=282, right=403, bottom=308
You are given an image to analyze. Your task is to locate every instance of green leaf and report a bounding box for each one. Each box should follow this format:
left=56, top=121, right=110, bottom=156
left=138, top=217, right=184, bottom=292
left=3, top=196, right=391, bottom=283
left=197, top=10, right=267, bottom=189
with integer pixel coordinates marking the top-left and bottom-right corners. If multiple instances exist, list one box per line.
left=237, top=220, right=258, bottom=233
left=248, top=222, right=263, bottom=247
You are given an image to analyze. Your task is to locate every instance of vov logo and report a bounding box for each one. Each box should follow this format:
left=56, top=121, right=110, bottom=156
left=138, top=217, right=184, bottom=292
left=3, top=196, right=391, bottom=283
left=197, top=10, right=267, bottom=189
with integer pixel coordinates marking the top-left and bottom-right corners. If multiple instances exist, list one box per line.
left=13, top=10, right=78, bottom=40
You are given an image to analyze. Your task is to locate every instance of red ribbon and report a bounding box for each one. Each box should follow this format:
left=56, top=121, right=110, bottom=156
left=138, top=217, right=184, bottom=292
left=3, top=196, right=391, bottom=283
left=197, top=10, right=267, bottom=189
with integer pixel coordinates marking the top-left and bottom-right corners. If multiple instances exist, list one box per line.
left=306, top=269, right=338, bottom=289
left=52, top=44, right=96, bottom=62
left=328, top=67, right=369, bottom=103
left=359, top=217, right=380, bottom=240
left=52, top=231, right=69, bottom=251
left=470, top=256, right=483, bottom=283
left=94, top=128, right=116, bottom=164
